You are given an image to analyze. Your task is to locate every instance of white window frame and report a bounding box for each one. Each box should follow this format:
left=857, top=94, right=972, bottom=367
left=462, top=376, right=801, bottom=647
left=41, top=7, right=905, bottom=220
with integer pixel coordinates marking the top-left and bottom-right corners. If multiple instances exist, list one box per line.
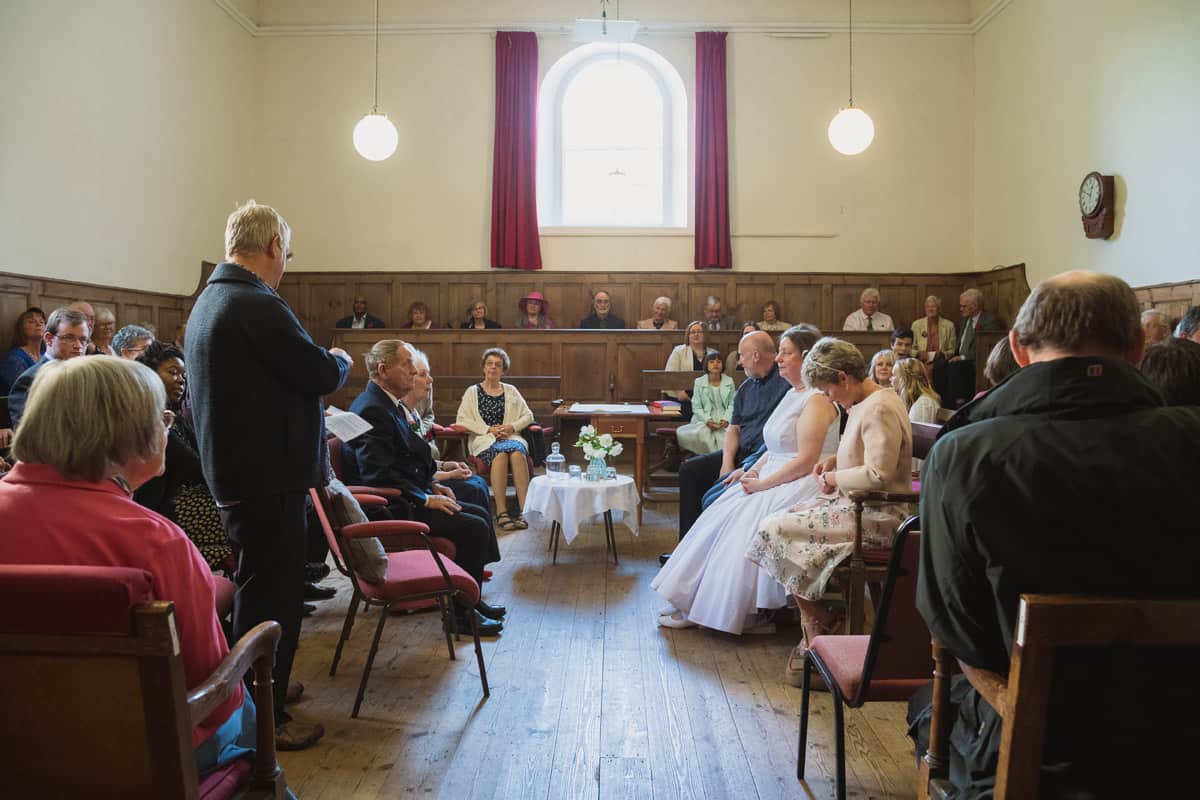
left=538, top=43, right=688, bottom=231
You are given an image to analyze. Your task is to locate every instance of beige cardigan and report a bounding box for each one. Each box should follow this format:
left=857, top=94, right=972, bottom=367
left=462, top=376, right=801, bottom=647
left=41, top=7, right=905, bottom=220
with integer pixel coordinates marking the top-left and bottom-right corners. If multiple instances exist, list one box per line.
left=911, top=316, right=957, bottom=360
left=832, top=388, right=913, bottom=494
left=455, top=382, right=535, bottom=457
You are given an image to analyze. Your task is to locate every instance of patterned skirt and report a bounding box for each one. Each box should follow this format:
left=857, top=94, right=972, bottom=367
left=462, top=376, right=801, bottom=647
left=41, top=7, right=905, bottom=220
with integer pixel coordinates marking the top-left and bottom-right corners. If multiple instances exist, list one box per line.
left=477, top=437, right=527, bottom=468
left=172, top=482, right=235, bottom=571
left=745, top=494, right=912, bottom=601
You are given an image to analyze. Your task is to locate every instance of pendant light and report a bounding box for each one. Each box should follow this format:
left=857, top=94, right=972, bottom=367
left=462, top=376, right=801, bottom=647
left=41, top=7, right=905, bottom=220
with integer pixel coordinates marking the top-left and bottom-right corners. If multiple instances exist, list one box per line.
left=353, top=0, right=398, bottom=161
left=828, top=0, right=874, bottom=156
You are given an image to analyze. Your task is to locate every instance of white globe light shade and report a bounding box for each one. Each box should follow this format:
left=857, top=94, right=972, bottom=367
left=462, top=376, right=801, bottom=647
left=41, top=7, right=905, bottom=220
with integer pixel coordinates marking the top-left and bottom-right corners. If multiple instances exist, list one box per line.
left=353, top=113, right=398, bottom=161
left=827, top=106, right=875, bottom=156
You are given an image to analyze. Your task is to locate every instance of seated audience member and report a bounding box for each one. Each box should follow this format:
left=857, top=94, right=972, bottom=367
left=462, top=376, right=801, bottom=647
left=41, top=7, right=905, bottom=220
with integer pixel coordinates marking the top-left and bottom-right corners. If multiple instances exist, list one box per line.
left=456, top=348, right=534, bottom=532
left=68, top=300, right=97, bottom=352
left=911, top=295, right=957, bottom=362
left=677, top=331, right=790, bottom=539
left=403, top=301, right=437, bottom=330
left=1140, top=337, right=1200, bottom=406
left=725, top=322, right=760, bottom=374
left=462, top=300, right=501, bottom=330
left=1177, top=305, right=1200, bottom=343
left=516, top=291, right=554, bottom=329
left=701, top=295, right=735, bottom=331
left=1, top=306, right=45, bottom=396
left=757, top=300, right=790, bottom=332
left=335, top=296, right=386, bottom=329
left=579, top=290, right=626, bottom=329
left=869, top=349, right=896, bottom=387
left=910, top=271, right=1200, bottom=799
left=174, top=320, right=187, bottom=349
left=749, top=337, right=913, bottom=685
left=892, top=356, right=940, bottom=475
left=982, top=336, right=1019, bottom=390
left=91, top=307, right=117, bottom=355
left=843, top=287, right=894, bottom=331
left=1140, top=308, right=1171, bottom=345
left=655, top=325, right=837, bottom=634
left=7, top=306, right=91, bottom=428
left=112, top=324, right=154, bottom=360
left=890, top=328, right=915, bottom=359
left=946, top=288, right=1007, bottom=406
left=637, top=297, right=679, bottom=330
left=344, top=340, right=504, bottom=634
left=666, top=322, right=708, bottom=419
left=0, top=356, right=257, bottom=777
left=133, top=342, right=234, bottom=572
left=675, top=350, right=735, bottom=456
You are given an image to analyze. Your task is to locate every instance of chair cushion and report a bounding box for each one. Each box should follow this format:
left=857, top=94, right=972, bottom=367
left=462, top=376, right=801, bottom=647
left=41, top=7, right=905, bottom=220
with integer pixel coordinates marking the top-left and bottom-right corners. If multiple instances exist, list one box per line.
left=213, top=575, right=236, bottom=620
left=197, top=757, right=251, bottom=800
left=811, top=635, right=928, bottom=703
left=862, top=547, right=892, bottom=565
left=0, top=564, right=153, bottom=635
left=356, top=550, right=481, bottom=606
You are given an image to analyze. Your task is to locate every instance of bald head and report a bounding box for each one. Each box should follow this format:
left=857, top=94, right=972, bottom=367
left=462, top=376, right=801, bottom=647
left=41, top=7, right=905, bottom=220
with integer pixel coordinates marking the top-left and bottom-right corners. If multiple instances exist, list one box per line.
left=738, top=331, right=777, bottom=379
left=1010, top=270, right=1143, bottom=366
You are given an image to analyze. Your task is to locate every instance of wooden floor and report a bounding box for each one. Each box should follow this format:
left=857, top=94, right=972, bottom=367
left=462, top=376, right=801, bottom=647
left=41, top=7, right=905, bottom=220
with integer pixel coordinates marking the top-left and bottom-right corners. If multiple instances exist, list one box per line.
left=280, top=501, right=918, bottom=799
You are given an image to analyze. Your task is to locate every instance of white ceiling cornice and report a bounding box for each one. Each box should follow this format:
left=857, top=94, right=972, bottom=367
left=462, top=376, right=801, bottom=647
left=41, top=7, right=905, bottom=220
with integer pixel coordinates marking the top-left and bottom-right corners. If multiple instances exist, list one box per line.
left=214, top=0, right=1012, bottom=38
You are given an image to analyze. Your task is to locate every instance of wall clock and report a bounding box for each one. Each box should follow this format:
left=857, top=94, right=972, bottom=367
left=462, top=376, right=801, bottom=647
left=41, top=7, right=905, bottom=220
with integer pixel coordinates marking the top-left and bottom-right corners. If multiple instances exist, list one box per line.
left=1079, top=171, right=1115, bottom=239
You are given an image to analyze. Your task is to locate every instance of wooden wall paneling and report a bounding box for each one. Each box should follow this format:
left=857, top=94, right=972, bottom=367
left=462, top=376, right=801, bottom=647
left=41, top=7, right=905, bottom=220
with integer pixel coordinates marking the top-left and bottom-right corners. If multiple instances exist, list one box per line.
left=277, top=280, right=304, bottom=322
left=121, top=304, right=154, bottom=329
left=560, top=341, right=611, bottom=401
left=831, top=283, right=872, bottom=330
left=350, top=280, right=394, bottom=328
left=497, top=281, right=538, bottom=328
left=838, top=331, right=894, bottom=363
left=687, top=279, right=734, bottom=325
left=392, top=280, right=440, bottom=327
left=1, top=277, right=36, bottom=339
left=593, top=279, right=635, bottom=327
left=877, top=283, right=920, bottom=331
left=780, top=282, right=824, bottom=329
left=449, top=336, right=493, bottom=375
left=615, top=341, right=675, bottom=402
left=512, top=340, right=556, bottom=377
left=305, top=279, right=351, bottom=340
left=445, top=281, right=489, bottom=328
left=538, top=278, right=591, bottom=329
left=158, top=308, right=184, bottom=341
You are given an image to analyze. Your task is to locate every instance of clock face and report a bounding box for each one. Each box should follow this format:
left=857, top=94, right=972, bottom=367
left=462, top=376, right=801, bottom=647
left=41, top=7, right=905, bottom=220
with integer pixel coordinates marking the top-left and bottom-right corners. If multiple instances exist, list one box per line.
left=1079, top=173, right=1102, bottom=217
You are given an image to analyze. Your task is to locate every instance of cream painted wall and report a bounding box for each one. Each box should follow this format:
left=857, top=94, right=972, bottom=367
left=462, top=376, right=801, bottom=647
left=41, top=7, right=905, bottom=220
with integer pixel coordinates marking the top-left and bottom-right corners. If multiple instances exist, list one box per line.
left=973, top=0, right=1200, bottom=287
left=0, top=0, right=256, bottom=294
left=260, top=28, right=973, bottom=273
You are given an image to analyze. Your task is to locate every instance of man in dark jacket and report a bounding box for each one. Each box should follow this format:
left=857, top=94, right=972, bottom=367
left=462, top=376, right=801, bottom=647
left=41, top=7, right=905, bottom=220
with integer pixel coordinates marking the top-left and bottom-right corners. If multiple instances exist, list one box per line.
left=911, top=271, right=1200, bottom=798
left=343, top=339, right=504, bottom=634
left=578, top=290, right=626, bottom=329
left=187, top=201, right=352, bottom=750
left=335, top=296, right=386, bottom=329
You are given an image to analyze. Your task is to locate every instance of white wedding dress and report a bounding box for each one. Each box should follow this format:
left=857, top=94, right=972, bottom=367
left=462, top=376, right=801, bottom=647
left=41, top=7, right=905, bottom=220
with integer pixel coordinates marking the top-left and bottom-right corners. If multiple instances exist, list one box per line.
left=651, top=387, right=839, bottom=634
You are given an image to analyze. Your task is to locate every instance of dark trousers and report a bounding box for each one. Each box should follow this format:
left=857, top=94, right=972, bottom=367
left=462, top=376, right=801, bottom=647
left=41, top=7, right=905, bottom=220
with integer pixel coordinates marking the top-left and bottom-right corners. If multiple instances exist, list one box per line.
left=388, top=498, right=494, bottom=584
left=678, top=450, right=726, bottom=539
left=443, top=476, right=500, bottom=564
left=946, top=359, right=977, bottom=408
left=220, top=492, right=307, bottom=714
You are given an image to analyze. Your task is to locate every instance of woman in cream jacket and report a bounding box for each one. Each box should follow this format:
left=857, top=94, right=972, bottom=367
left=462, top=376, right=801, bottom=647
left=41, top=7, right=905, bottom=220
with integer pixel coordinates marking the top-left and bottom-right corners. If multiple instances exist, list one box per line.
left=455, top=347, right=535, bottom=530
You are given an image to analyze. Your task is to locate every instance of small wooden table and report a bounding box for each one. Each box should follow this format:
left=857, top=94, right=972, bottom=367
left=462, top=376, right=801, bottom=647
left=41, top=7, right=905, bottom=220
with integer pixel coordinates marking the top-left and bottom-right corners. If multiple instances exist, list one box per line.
left=553, top=403, right=674, bottom=523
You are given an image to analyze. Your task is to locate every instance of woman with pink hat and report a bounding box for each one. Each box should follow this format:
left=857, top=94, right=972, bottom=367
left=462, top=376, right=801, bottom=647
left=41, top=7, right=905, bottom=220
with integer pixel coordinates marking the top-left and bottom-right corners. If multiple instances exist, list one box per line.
left=516, top=291, right=555, bottom=329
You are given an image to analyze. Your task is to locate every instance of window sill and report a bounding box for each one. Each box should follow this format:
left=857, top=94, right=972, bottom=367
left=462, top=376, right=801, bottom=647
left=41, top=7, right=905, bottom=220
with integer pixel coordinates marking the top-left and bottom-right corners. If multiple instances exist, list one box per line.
left=538, top=227, right=693, bottom=237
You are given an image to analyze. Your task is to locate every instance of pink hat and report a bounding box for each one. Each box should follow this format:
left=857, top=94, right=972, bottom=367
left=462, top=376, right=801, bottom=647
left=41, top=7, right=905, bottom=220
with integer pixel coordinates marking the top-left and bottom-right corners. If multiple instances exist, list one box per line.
left=518, top=291, right=549, bottom=315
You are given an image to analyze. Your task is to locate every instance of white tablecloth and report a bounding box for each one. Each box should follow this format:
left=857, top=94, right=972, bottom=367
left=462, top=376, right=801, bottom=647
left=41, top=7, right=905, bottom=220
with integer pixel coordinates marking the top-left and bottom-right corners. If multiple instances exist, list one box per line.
left=522, top=474, right=640, bottom=545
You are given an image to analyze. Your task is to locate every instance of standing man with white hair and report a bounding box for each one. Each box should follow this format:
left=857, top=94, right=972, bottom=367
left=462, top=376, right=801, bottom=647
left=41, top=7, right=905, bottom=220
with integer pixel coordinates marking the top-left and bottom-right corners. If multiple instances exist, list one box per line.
left=1140, top=309, right=1171, bottom=345
left=842, top=287, right=894, bottom=331
left=946, top=287, right=1007, bottom=406
left=187, top=200, right=352, bottom=751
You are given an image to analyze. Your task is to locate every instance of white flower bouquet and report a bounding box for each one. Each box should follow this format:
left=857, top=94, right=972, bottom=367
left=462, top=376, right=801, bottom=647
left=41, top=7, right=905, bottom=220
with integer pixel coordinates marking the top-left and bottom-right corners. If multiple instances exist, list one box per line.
left=574, top=425, right=624, bottom=460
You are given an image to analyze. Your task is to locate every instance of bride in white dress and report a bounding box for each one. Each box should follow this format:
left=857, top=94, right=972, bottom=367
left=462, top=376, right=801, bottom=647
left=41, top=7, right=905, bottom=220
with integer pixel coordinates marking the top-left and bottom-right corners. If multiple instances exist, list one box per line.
left=652, top=324, right=840, bottom=634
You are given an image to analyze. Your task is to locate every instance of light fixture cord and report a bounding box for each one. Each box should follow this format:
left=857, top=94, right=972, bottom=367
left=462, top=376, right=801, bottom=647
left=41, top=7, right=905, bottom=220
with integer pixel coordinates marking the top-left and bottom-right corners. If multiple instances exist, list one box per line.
left=848, top=0, right=854, bottom=105
left=373, top=0, right=380, bottom=112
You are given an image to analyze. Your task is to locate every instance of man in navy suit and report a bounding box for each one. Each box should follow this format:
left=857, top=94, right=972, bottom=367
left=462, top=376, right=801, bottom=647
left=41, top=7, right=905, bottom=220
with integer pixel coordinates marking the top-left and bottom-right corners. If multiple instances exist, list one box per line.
left=344, top=339, right=505, bottom=634
left=187, top=200, right=352, bottom=750
left=335, top=297, right=386, bottom=329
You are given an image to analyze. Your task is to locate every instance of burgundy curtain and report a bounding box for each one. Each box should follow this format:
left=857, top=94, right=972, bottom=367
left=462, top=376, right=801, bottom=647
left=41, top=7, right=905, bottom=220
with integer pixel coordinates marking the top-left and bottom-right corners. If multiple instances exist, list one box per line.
left=694, top=32, right=732, bottom=270
left=491, top=31, right=542, bottom=270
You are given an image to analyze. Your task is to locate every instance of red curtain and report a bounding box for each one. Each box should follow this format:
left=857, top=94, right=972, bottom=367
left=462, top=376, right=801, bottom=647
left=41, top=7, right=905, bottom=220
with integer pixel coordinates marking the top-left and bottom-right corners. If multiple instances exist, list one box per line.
left=491, top=31, right=542, bottom=270
left=694, top=32, right=732, bottom=270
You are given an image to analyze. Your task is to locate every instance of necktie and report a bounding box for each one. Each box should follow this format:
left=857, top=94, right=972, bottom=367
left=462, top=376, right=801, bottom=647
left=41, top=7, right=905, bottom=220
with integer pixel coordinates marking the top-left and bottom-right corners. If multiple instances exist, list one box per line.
left=866, top=316, right=874, bottom=332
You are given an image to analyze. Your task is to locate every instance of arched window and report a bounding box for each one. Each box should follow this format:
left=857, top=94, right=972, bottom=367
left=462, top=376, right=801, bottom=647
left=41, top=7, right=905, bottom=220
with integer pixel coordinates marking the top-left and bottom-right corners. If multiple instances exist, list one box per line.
left=538, top=43, right=687, bottom=228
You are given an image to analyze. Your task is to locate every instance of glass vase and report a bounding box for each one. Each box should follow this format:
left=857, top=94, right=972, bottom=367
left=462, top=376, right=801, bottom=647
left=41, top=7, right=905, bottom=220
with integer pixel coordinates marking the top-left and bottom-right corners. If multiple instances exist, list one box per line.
left=585, top=455, right=606, bottom=482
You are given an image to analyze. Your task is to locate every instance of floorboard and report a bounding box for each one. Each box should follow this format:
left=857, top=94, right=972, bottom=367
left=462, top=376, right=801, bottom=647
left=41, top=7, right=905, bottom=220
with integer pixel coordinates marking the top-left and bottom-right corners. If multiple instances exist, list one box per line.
left=279, top=500, right=917, bottom=799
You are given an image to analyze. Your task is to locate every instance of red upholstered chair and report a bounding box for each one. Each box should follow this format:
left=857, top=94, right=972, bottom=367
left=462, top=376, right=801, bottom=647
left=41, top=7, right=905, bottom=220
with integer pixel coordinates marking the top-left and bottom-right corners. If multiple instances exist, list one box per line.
left=798, top=517, right=928, bottom=800
left=309, top=487, right=489, bottom=718
left=449, top=423, right=541, bottom=479
left=0, top=564, right=285, bottom=800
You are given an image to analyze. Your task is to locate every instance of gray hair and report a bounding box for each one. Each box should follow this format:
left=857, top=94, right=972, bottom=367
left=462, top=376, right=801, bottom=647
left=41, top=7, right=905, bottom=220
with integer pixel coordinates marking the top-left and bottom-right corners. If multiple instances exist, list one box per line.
left=781, top=323, right=822, bottom=355
left=364, top=339, right=408, bottom=379
left=984, top=337, right=1019, bottom=387
left=113, top=324, right=154, bottom=355
left=860, top=287, right=881, bottom=302
left=924, top=295, right=942, bottom=309
left=703, top=295, right=721, bottom=309
left=1013, top=272, right=1140, bottom=356
left=653, top=296, right=672, bottom=309
left=1179, top=306, right=1200, bottom=338
left=11, top=356, right=166, bottom=483
left=961, top=288, right=984, bottom=306
left=224, top=199, right=290, bottom=260
left=94, top=306, right=116, bottom=324
left=410, top=347, right=430, bottom=372
left=45, top=307, right=90, bottom=338
left=481, top=347, right=510, bottom=372
left=802, top=337, right=869, bottom=386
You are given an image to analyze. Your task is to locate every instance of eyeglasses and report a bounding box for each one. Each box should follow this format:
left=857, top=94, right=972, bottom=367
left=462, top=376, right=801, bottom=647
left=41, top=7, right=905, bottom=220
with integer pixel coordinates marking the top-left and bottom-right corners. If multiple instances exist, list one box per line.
left=161, top=410, right=176, bottom=431
left=124, top=345, right=149, bottom=356
left=54, top=333, right=90, bottom=346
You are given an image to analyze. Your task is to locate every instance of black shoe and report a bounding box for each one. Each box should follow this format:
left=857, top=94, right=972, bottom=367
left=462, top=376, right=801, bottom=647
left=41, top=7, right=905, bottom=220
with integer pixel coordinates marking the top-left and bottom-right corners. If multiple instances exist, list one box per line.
left=449, top=609, right=503, bottom=636
left=659, top=553, right=671, bottom=567
left=476, top=600, right=507, bottom=620
left=304, top=582, right=337, bottom=600
left=303, top=602, right=317, bottom=617
left=304, top=562, right=331, bottom=583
